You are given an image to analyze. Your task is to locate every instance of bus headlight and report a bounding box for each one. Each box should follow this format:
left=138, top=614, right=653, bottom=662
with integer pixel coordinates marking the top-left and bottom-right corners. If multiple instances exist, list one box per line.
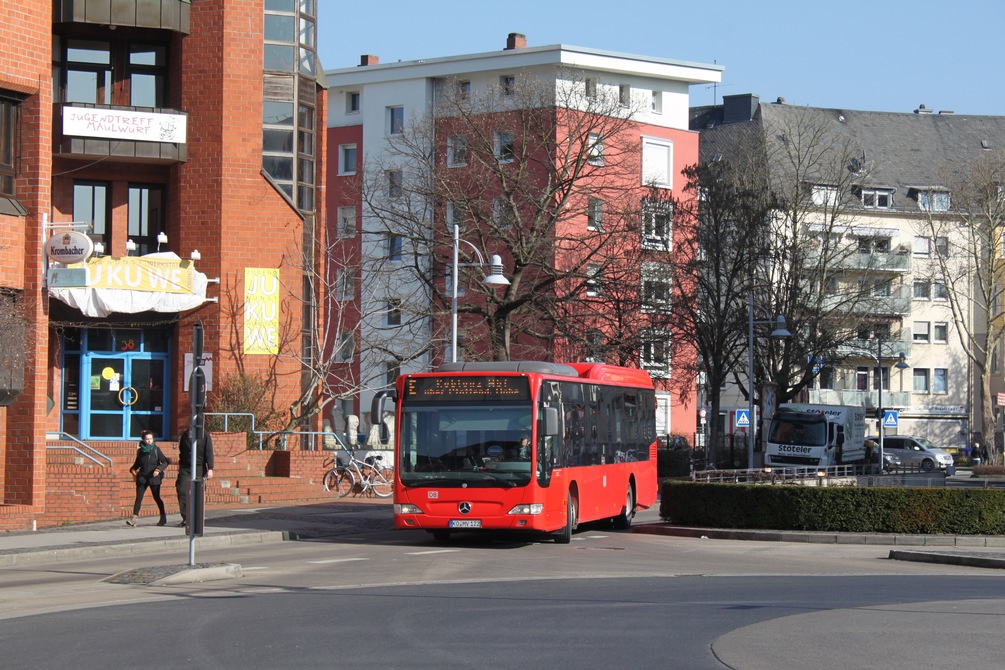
left=508, top=504, right=544, bottom=515
left=394, top=504, right=423, bottom=515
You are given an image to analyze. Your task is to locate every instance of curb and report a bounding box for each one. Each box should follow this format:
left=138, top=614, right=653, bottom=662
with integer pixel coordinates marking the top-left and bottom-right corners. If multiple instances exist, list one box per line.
left=0, top=530, right=287, bottom=568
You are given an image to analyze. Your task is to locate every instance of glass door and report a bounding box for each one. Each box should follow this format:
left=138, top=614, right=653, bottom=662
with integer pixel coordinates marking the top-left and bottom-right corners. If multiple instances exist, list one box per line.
left=83, top=353, right=169, bottom=440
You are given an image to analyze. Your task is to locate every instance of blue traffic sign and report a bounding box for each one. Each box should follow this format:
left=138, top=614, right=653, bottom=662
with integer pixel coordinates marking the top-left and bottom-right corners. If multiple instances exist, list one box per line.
left=735, top=409, right=751, bottom=428
left=883, top=410, right=899, bottom=428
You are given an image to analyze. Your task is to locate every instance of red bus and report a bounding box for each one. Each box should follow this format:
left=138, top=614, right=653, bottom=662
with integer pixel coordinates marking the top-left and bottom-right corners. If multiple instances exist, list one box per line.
left=374, top=361, right=658, bottom=543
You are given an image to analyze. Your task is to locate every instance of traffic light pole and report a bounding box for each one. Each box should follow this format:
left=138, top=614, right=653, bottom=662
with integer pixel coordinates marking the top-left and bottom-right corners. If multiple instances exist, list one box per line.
left=188, top=321, right=206, bottom=566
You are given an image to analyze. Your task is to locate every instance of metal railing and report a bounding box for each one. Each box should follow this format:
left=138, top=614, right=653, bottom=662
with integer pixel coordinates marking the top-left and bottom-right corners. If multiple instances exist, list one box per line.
left=204, top=412, right=379, bottom=452
left=45, top=431, right=113, bottom=467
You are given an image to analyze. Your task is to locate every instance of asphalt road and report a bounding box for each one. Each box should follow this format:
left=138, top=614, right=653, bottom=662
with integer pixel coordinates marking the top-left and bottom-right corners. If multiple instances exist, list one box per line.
left=2, top=509, right=1003, bottom=669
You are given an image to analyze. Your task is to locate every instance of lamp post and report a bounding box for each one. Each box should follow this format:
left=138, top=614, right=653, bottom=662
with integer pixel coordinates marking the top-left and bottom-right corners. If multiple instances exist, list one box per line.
left=747, top=292, right=791, bottom=470
left=451, top=223, right=510, bottom=363
left=876, top=335, right=910, bottom=472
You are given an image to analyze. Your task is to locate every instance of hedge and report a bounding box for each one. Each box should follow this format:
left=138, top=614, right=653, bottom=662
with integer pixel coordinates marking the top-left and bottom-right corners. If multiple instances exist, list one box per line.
left=660, top=480, right=1005, bottom=535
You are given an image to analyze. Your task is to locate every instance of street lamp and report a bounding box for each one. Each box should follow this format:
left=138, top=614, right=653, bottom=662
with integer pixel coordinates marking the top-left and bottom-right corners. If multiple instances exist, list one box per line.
left=748, top=292, right=791, bottom=470
left=876, top=335, right=910, bottom=472
left=451, top=223, right=510, bottom=363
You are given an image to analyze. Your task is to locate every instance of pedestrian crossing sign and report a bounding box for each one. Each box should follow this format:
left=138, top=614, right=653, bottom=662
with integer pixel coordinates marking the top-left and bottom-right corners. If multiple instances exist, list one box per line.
left=883, top=410, right=899, bottom=428
left=735, top=409, right=751, bottom=428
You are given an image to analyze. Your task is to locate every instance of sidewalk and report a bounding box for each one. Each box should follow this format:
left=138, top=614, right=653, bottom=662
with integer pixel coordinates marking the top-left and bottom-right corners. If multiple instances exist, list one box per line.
left=2, top=499, right=1004, bottom=571
left=0, top=497, right=393, bottom=568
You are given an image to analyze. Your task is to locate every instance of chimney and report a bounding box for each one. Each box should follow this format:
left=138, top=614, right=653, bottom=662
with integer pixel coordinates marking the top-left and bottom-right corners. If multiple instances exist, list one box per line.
left=505, top=33, right=527, bottom=50
left=359, top=54, right=379, bottom=67
left=914, top=104, right=932, bottom=114
left=722, top=93, right=759, bottom=124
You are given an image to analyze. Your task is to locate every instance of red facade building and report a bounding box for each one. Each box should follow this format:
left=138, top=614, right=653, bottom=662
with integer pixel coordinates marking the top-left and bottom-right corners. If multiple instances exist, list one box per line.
left=0, top=0, right=326, bottom=529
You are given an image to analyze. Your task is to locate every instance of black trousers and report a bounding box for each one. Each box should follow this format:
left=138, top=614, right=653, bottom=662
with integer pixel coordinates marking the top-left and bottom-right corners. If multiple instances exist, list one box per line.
left=175, top=472, right=195, bottom=521
left=132, top=480, right=166, bottom=516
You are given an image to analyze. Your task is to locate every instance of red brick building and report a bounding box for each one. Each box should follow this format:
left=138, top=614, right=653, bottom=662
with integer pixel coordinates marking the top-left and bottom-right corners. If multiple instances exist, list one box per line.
left=0, top=0, right=326, bottom=529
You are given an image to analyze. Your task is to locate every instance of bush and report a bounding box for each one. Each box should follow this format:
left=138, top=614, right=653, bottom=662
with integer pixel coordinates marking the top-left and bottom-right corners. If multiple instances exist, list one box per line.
left=659, top=480, right=1005, bottom=535
left=973, top=464, right=1005, bottom=477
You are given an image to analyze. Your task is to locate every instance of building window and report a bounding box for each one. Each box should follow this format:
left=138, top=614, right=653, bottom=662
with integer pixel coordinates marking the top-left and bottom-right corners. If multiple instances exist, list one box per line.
left=338, top=144, right=357, bottom=175
left=641, top=331, right=670, bottom=376
left=642, top=198, right=673, bottom=249
left=387, top=169, right=403, bottom=198
left=585, top=77, right=597, bottom=99
left=861, top=187, right=893, bottom=209
left=811, top=184, right=838, bottom=208
left=934, top=282, right=949, bottom=300
left=935, top=236, right=950, bottom=257
left=346, top=91, right=360, bottom=113
left=493, top=197, right=515, bottom=229
left=856, top=367, right=869, bottom=391
left=913, top=236, right=930, bottom=257
left=587, top=198, right=604, bottom=231
left=586, top=330, right=604, bottom=362
left=447, top=135, right=467, bottom=167
left=445, top=265, right=465, bottom=297
left=933, top=368, right=948, bottom=394
left=585, top=265, right=602, bottom=297
left=641, top=266, right=672, bottom=311
left=934, top=322, right=948, bottom=343
left=858, top=236, right=890, bottom=254
left=446, top=201, right=468, bottom=230
left=73, top=181, right=111, bottom=250
left=872, top=365, right=890, bottom=391
left=913, top=321, right=930, bottom=343
left=456, top=80, right=470, bottom=99
left=495, top=131, right=515, bottom=162
left=384, top=361, right=400, bottom=386
left=385, top=298, right=402, bottom=327
left=619, top=84, right=631, bottom=106
left=500, top=75, right=515, bottom=95
left=337, top=206, right=356, bottom=238
left=128, top=184, right=165, bottom=255
left=918, top=190, right=950, bottom=212
left=913, top=280, right=931, bottom=300
left=913, top=368, right=930, bottom=393
left=651, top=90, right=662, bottom=114
left=128, top=44, right=167, bottom=107
left=818, top=366, right=836, bottom=390
left=336, top=331, right=354, bottom=362
left=336, top=270, right=354, bottom=300
left=0, top=96, right=20, bottom=200
left=587, top=132, right=604, bottom=166
left=641, top=138, right=673, bottom=188
left=388, top=106, right=404, bottom=135
left=63, top=40, right=113, bottom=104
left=387, top=235, right=403, bottom=262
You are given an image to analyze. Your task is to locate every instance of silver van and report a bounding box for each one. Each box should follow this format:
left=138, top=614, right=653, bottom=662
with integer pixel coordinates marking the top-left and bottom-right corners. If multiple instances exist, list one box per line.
left=867, top=435, right=954, bottom=471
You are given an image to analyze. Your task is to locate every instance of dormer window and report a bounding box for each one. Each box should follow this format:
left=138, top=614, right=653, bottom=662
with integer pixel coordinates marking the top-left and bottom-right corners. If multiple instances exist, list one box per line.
left=810, top=184, right=838, bottom=207
left=861, top=187, right=893, bottom=209
left=917, top=190, right=950, bottom=212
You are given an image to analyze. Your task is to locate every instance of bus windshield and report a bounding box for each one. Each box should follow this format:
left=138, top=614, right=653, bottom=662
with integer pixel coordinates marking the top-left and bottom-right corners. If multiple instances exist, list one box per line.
left=768, top=414, right=828, bottom=447
left=399, top=403, right=534, bottom=488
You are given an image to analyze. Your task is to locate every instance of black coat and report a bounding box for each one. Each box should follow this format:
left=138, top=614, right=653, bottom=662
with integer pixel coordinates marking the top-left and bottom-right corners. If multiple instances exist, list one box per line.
left=130, top=444, right=170, bottom=485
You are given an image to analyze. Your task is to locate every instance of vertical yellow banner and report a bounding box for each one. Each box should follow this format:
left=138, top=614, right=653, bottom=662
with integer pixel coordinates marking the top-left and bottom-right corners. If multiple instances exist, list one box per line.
left=244, top=268, right=280, bottom=355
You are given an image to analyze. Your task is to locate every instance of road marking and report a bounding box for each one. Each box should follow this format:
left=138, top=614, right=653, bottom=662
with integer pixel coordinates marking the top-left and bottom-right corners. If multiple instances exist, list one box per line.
left=240, top=566, right=271, bottom=571
left=406, top=549, right=462, bottom=555
left=308, top=558, right=370, bottom=564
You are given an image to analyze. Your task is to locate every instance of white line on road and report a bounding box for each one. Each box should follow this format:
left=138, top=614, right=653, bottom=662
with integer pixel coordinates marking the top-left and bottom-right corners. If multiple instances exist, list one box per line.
left=308, top=558, right=370, bottom=564
left=406, top=549, right=462, bottom=556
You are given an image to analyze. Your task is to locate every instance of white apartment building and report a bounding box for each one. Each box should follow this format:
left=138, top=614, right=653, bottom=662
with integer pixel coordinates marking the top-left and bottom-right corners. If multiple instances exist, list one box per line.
left=324, top=33, right=721, bottom=434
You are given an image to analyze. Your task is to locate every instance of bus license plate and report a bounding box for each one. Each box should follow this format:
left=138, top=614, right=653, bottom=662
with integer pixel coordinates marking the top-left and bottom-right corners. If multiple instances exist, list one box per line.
left=449, top=519, right=482, bottom=529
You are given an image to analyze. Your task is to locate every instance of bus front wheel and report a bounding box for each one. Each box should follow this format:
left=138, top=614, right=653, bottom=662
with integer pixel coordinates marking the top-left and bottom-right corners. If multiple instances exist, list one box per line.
left=555, top=494, right=577, bottom=544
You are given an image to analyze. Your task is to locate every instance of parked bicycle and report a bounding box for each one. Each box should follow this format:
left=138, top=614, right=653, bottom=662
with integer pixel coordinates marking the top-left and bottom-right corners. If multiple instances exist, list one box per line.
left=323, top=441, right=394, bottom=498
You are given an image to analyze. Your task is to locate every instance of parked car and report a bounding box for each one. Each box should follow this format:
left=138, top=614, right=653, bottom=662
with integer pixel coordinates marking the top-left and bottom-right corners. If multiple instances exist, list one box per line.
left=866, top=435, right=954, bottom=472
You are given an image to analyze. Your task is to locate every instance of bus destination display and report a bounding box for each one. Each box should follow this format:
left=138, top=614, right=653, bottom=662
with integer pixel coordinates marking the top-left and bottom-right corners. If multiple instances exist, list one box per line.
left=404, top=375, right=530, bottom=402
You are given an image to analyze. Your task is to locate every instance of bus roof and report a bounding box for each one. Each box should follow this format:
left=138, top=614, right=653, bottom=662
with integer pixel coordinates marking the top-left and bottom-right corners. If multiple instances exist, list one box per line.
left=435, top=361, right=654, bottom=388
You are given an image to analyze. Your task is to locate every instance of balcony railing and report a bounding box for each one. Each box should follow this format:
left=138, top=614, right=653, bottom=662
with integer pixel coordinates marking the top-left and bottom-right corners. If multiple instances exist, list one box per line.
left=808, top=388, right=911, bottom=408
left=835, top=335, right=913, bottom=359
left=805, top=249, right=912, bottom=273
left=821, top=286, right=912, bottom=316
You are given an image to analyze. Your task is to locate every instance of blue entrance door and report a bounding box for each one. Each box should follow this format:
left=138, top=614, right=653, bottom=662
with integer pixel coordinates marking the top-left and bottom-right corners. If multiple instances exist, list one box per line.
left=85, top=353, right=169, bottom=439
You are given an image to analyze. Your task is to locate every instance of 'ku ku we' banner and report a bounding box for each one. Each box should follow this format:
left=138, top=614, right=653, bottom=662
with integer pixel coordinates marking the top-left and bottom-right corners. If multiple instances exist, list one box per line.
left=244, top=268, right=280, bottom=355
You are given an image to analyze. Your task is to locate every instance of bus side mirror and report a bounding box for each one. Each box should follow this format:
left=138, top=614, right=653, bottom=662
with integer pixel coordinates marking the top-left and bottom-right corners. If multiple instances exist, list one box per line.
left=370, top=389, right=398, bottom=443
left=543, top=406, right=559, bottom=436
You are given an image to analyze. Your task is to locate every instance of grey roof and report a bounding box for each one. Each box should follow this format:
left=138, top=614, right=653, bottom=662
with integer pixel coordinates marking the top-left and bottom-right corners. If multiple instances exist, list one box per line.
left=691, top=95, right=1005, bottom=214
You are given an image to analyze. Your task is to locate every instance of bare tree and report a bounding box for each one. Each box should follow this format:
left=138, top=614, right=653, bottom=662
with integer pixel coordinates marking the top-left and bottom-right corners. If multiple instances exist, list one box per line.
left=919, top=150, right=1005, bottom=462
left=362, top=69, right=660, bottom=365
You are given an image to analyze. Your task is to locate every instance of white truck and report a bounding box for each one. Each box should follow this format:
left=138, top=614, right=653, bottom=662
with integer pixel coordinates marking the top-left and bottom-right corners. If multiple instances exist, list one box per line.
left=764, top=404, right=866, bottom=467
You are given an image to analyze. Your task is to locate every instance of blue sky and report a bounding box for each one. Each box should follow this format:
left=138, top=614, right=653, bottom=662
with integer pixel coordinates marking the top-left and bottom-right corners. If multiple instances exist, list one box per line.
left=317, top=0, right=1004, bottom=116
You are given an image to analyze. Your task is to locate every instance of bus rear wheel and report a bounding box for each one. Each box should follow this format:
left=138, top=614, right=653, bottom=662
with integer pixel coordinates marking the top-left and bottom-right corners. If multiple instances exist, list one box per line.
left=612, top=485, right=635, bottom=530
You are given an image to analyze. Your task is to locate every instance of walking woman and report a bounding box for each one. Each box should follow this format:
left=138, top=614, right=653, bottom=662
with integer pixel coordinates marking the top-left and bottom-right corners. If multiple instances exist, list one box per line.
left=127, top=429, right=170, bottom=526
